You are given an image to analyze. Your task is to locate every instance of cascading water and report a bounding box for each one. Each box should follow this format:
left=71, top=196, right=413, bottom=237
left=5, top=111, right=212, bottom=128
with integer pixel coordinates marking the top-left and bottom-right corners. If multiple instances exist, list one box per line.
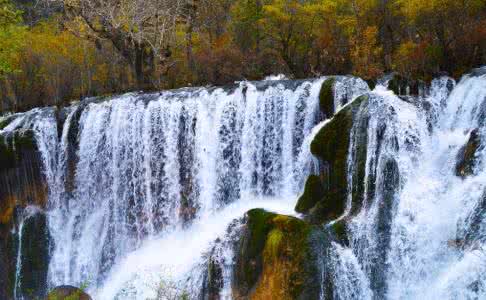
left=1, top=77, right=363, bottom=299
left=327, top=70, right=486, bottom=299
left=4, top=68, right=486, bottom=300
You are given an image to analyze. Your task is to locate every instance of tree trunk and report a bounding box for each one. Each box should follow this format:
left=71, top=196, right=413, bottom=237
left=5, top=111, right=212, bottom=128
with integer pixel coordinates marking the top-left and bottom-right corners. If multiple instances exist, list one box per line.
left=134, top=44, right=156, bottom=90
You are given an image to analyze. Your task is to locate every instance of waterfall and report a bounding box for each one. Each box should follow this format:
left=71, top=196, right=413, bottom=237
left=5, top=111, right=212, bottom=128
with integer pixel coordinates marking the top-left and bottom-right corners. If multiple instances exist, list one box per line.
left=327, top=71, right=486, bottom=299
left=5, top=69, right=486, bottom=300
left=6, top=77, right=359, bottom=299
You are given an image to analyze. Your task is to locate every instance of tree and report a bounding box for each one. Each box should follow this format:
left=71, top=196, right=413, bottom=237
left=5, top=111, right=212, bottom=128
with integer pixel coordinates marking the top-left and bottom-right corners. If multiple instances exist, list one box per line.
left=62, top=0, right=186, bottom=89
left=0, top=0, right=25, bottom=76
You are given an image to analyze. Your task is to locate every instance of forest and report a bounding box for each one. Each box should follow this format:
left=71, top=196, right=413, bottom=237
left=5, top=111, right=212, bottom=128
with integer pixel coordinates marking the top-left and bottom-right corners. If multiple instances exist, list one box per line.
left=0, top=0, right=485, bottom=112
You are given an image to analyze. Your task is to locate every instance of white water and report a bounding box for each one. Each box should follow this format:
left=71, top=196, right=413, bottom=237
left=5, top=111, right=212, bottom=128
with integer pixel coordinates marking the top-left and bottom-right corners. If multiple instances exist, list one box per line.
left=1, top=77, right=361, bottom=299
left=7, top=70, right=486, bottom=300
left=97, top=196, right=296, bottom=299
left=329, top=71, right=486, bottom=299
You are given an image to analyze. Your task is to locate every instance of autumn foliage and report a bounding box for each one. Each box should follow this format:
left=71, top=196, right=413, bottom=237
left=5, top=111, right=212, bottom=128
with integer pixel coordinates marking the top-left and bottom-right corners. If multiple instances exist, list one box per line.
left=1, top=0, right=485, bottom=112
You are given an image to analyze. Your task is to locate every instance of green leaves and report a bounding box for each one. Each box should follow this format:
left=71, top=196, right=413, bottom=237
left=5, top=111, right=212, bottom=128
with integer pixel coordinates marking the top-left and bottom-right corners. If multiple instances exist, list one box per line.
left=0, top=0, right=25, bottom=76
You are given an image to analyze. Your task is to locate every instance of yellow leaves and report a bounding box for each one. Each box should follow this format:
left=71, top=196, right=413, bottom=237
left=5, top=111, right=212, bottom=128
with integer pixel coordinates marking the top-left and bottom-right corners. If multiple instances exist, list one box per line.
left=351, top=25, right=384, bottom=79
left=0, top=24, right=26, bottom=75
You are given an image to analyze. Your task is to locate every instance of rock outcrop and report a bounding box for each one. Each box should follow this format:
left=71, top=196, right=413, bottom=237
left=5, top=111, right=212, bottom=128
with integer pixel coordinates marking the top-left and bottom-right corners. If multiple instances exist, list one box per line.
left=46, top=285, right=92, bottom=300
left=456, top=128, right=482, bottom=177
left=0, top=125, right=49, bottom=299
left=296, top=94, right=369, bottom=224
left=233, top=209, right=320, bottom=300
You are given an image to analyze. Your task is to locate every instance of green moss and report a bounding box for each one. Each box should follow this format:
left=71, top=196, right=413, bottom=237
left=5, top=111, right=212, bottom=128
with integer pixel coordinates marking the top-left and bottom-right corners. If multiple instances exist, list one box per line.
left=295, top=175, right=324, bottom=213
left=258, top=213, right=315, bottom=299
left=235, top=210, right=318, bottom=299
left=246, top=208, right=277, bottom=259
left=365, top=79, right=376, bottom=90
left=308, top=198, right=343, bottom=224
left=319, top=77, right=336, bottom=117
left=0, top=116, right=14, bottom=130
left=264, top=229, right=284, bottom=259
left=308, top=95, right=369, bottom=224
left=47, top=286, right=91, bottom=300
left=329, top=220, right=348, bottom=246
left=235, top=208, right=276, bottom=292
left=13, top=130, right=37, bottom=150
left=309, top=104, right=352, bottom=222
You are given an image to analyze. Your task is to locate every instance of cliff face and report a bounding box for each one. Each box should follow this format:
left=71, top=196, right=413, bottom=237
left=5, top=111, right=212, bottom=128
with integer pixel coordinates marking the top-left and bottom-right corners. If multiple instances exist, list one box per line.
left=0, top=118, right=50, bottom=299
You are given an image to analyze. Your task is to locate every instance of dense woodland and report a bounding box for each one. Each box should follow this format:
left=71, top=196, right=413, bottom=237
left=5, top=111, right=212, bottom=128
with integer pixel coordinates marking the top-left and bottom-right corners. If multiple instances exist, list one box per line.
left=0, top=0, right=485, bottom=112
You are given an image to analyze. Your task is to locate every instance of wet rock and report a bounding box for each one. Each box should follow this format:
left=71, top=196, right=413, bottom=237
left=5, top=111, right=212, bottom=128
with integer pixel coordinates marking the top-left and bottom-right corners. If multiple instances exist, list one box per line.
left=0, top=129, right=48, bottom=299
left=456, top=129, right=482, bottom=177
left=202, top=256, right=224, bottom=300
left=233, top=209, right=320, bottom=299
left=0, top=115, right=17, bottom=130
left=46, top=285, right=92, bottom=300
left=18, top=210, right=51, bottom=299
left=460, top=192, right=486, bottom=250
left=0, top=129, right=47, bottom=217
left=201, top=218, right=242, bottom=300
left=469, top=66, right=486, bottom=77
left=63, top=105, right=85, bottom=196
left=0, top=225, right=17, bottom=300
left=365, top=79, right=376, bottom=90
left=372, top=158, right=400, bottom=298
left=319, top=77, right=336, bottom=117
left=387, top=73, right=426, bottom=96
left=302, top=95, right=369, bottom=224
left=295, top=175, right=324, bottom=214
left=328, top=219, right=349, bottom=246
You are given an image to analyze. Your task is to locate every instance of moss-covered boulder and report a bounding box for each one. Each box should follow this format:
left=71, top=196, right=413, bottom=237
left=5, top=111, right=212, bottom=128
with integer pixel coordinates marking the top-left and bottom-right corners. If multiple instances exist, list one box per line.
left=456, top=129, right=482, bottom=177
left=46, top=285, right=92, bottom=300
left=328, top=219, right=349, bottom=246
left=295, top=175, right=324, bottom=214
left=301, top=95, right=369, bottom=224
left=233, top=209, right=320, bottom=300
left=319, top=78, right=336, bottom=117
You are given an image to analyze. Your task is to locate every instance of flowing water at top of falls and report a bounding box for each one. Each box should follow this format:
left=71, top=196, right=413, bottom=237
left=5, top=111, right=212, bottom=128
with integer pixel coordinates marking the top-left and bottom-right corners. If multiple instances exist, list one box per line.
left=2, top=77, right=366, bottom=299
left=328, top=71, right=486, bottom=299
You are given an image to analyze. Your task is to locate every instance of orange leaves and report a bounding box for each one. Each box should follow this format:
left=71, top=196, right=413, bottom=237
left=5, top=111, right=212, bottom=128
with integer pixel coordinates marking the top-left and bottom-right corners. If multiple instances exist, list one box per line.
left=350, top=26, right=384, bottom=79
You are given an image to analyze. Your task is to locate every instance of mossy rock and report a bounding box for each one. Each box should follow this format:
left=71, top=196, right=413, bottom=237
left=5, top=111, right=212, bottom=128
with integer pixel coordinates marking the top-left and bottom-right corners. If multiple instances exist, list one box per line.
left=307, top=95, right=369, bottom=224
left=365, top=79, right=376, bottom=90
left=329, top=219, right=349, bottom=246
left=0, top=115, right=16, bottom=130
left=319, top=78, right=336, bottom=117
left=234, top=208, right=276, bottom=294
left=46, top=285, right=92, bottom=300
left=456, top=129, right=482, bottom=177
left=295, top=175, right=324, bottom=214
left=234, top=209, right=320, bottom=299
